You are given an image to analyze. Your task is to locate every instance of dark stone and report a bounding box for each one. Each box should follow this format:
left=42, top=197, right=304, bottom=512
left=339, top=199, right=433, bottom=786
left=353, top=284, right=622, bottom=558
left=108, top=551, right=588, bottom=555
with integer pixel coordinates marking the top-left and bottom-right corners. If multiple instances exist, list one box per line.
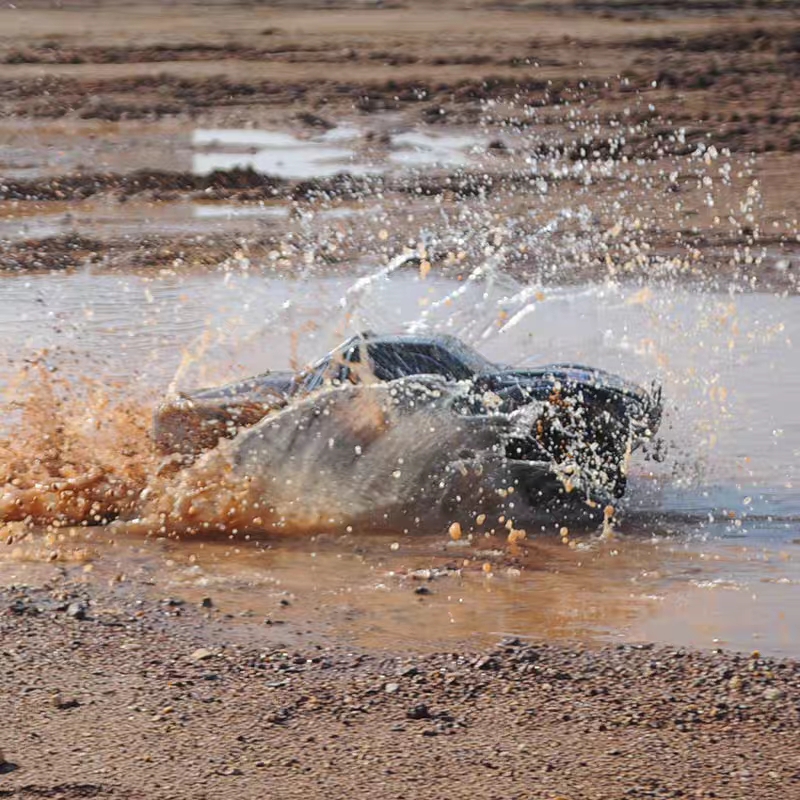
left=406, top=704, right=431, bottom=720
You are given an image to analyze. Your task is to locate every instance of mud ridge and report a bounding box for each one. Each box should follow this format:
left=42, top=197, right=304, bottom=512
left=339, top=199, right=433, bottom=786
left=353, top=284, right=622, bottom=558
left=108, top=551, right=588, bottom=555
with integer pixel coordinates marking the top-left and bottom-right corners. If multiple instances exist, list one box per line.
left=0, top=168, right=540, bottom=204
left=2, top=230, right=796, bottom=294
left=0, top=43, right=540, bottom=68
left=628, top=26, right=800, bottom=53
left=0, top=232, right=283, bottom=272
left=0, top=75, right=557, bottom=123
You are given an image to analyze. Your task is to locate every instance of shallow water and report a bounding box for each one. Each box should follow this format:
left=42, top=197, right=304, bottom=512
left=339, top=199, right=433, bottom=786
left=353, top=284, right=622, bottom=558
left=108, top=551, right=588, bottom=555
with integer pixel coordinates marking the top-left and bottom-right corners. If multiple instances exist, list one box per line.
left=3, top=269, right=797, bottom=506
left=0, top=197, right=381, bottom=242
left=0, top=266, right=798, bottom=654
left=191, top=124, right=484, bottom=179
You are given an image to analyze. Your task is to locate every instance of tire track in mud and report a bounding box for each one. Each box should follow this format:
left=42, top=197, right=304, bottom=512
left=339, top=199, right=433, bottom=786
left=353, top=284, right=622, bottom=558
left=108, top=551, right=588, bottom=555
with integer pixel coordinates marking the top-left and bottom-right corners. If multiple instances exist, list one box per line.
left=3, top=67, right=799, bottom=154
left=1, top=1, right=799, bottom=288
left=1, top=43, right=540, bottom=68
left=3, top=21, right=798, bottom=66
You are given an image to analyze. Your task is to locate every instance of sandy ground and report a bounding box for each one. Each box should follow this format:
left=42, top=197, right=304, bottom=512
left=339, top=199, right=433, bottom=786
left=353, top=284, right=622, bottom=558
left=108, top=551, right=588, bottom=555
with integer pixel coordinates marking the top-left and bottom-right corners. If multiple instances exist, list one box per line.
left=1, top=1, right=800, bottom=797
left=1, top=578, right=799, bottom=800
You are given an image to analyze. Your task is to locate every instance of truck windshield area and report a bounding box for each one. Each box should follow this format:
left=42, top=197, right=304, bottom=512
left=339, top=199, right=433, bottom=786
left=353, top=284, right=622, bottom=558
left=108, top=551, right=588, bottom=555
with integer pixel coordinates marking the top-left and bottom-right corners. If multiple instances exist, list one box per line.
left=303, top=334, right=495, bottom=389
left=366, top=342, right=476, bottom=381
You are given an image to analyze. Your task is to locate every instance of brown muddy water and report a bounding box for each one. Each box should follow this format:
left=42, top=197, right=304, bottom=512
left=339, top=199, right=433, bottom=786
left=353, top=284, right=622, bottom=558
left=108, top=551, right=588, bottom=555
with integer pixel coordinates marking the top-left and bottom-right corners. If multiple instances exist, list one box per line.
left=1, top=267, right=798, bottom=655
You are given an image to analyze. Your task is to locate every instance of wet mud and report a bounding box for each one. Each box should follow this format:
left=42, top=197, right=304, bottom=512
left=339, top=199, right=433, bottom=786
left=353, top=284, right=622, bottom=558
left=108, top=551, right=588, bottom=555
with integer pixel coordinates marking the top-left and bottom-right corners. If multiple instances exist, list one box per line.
left=2, top=0, right=800, bottom=289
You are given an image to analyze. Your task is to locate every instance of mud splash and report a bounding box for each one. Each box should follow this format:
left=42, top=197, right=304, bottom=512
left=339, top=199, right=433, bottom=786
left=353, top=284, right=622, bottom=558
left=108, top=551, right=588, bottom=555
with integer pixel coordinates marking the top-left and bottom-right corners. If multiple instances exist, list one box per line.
left=145, top=378, right=517, bottom=535
left=0, top=363, right=155, bottom=528
left=0, top=372, right=568, bottom=536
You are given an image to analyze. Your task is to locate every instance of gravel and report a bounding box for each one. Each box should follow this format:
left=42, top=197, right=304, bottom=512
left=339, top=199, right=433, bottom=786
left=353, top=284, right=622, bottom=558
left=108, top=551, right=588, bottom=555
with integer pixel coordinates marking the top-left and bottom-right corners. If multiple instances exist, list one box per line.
left=1, top=578, right=799, bottom=799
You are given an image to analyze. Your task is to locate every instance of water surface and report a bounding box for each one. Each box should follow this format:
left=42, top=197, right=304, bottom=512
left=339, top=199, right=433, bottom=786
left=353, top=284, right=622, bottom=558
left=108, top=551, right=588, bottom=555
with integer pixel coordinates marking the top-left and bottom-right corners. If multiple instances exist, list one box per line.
left=1, top=266, right=797, bottom=654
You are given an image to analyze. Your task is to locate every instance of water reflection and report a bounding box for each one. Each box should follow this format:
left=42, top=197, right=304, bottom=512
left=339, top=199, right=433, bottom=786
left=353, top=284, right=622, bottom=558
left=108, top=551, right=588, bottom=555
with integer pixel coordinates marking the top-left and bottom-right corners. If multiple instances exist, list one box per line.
left=191, top=124, right=486, bottom=178
left=0, top=198, right=372, bottom=240
left=191, top=203, right=288, bottom=220
left=192, top=128, right=365, bottom=179
left=390, top=130, right=482, bottom=167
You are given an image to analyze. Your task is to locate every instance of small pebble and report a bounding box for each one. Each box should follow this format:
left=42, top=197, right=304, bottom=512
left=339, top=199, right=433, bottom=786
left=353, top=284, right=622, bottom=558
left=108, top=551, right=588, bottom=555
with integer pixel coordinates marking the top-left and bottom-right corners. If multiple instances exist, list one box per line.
left=385, top=682, right=400, bottom=694
left=50, top=693, right=80, bottom=710
left=406, top=703, right=431, bottom=720
left=66, top=601, right=88, bottom=620
left=191, top=648, right=214, bottom=661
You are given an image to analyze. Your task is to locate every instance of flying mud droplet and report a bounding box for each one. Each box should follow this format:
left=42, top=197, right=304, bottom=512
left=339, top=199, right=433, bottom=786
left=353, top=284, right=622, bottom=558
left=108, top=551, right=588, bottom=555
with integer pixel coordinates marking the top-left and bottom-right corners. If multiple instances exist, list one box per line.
left=507, top=528, right=526, bottom=545
left=601, top=505, right=616, bottom=539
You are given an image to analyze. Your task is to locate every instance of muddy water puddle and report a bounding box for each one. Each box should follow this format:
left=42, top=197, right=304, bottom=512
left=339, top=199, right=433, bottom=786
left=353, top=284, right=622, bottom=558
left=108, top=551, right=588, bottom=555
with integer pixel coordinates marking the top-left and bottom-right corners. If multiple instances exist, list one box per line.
left=7, top=115, right=800, bottom=291
left=0, top=116, right=488, bottom=241
left=2, top=522, right=798, bottom=655
left=0, top=118, right=197, bottom=179
left=0, top=197, right=378, bottom=241
left=0, top=116, right=488, bottom=181
left=191, top=124, right=485, bottom=178
left=1, top=268, right=798, bottom=654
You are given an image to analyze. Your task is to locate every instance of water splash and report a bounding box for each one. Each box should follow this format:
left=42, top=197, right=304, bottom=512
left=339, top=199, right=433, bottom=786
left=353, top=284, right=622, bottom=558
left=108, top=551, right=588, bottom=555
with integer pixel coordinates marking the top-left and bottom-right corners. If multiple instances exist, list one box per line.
left=1, top=96, right=798, bottom=543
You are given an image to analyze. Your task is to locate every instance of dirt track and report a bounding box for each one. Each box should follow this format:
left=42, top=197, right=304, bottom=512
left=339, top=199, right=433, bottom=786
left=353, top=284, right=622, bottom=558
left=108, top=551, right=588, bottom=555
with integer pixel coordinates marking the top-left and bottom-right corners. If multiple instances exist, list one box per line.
left=2, top=579, right=799, bottom=800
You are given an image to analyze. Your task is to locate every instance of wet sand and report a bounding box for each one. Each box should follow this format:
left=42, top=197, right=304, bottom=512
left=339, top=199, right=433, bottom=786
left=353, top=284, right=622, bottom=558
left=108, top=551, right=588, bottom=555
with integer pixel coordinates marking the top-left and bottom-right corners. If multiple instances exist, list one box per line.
left=1, top=1, right=800, bottom=797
